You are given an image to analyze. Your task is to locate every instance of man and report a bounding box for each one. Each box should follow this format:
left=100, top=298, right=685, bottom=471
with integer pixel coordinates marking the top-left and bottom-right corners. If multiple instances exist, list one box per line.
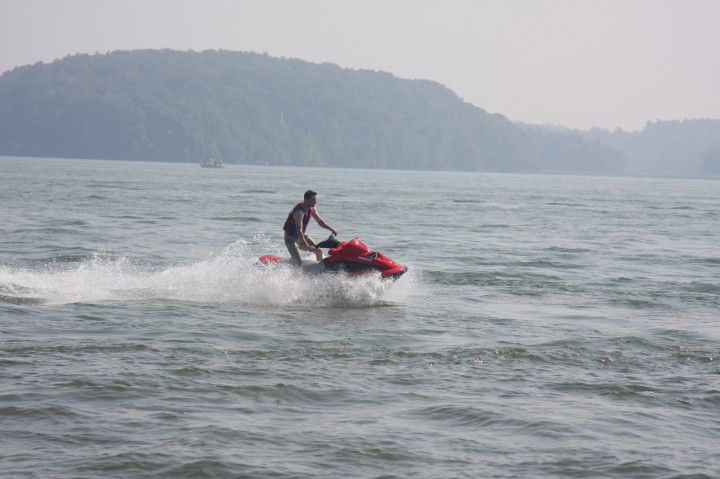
left=283, top=190, right=339, bottom=266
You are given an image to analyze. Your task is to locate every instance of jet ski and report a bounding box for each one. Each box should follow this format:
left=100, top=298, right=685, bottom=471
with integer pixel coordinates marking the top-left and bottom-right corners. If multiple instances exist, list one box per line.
left=258, top=236, right=408, bottom=280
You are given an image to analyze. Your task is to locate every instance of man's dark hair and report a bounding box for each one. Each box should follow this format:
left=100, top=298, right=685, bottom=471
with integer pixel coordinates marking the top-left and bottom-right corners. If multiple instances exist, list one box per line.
left=304, top=190, right=317, bottom=200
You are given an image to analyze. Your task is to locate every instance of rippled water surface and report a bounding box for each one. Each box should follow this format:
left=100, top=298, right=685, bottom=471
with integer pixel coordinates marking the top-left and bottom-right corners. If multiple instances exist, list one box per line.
left=1, top=157, right=719, bottom=478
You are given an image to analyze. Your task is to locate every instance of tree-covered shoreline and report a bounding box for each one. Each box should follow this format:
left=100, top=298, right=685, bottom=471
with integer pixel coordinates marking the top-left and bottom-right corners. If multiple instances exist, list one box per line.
left=0, top=50, right=535, bottom=171
left=1, top=49, right=717, bottom=176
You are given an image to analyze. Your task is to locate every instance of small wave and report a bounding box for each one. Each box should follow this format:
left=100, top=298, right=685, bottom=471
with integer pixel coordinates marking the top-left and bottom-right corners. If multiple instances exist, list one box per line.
left=241, top=189, right=276, bottom=194
left=0, top=283, right=45, bottom=305
left=208, top=216, right=262, bottom=222
left=423, top=270, right=496, bottom=286
left=422, top=270, right=584, bottom=299
left=544, top=201, right=587, bottom=207
left=544, top=245, right=593, bottom=254
left=409, top=405, right=502, bottom=428
left=233, top=383, right=354, bottom=407
left=513, top=259, right=585, bottom=270
left=0, top=404, right=83, bottom=421
left=106, top=214, right=144, bottom=220
left=11, top=227, right=77, bottom=235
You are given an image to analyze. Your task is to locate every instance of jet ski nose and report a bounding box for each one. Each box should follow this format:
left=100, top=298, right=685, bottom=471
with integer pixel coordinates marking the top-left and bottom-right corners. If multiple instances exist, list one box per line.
left=383, top=266, right=408, bottom=280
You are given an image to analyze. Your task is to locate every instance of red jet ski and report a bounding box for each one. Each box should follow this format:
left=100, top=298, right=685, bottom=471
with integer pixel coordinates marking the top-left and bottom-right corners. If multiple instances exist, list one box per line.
left=258, top=236, right=408, bottom=280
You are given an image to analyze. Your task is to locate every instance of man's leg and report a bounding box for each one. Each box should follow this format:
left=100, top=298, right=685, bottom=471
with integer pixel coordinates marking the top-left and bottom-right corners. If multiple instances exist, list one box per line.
left=284, top=236, right=302, bottom=266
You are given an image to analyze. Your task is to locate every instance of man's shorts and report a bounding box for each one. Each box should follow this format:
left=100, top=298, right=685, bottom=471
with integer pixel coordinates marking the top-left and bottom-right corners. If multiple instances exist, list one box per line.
left=284, top=233, right=316, bottom=259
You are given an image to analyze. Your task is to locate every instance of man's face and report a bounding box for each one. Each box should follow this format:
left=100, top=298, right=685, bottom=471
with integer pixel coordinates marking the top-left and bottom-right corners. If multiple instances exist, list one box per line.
left=307, top=195, right=317, bottom=207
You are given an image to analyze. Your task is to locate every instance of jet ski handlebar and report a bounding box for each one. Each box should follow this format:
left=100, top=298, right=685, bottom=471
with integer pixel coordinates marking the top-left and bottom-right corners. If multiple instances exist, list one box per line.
left=316, top=234, right=341, bottom=249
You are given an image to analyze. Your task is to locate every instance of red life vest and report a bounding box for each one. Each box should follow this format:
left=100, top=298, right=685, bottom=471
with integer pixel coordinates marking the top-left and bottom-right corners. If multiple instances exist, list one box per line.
left=283, top=202, right=314, bottom=236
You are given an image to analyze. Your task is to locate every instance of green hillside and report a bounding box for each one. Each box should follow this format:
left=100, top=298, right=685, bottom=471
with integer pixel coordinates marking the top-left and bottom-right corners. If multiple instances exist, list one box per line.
left=0, top=49, right=539, bottom=171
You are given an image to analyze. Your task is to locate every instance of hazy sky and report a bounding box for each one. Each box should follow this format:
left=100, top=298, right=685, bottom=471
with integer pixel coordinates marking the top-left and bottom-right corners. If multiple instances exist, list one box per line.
left=2, top=0, right=719, bottom=131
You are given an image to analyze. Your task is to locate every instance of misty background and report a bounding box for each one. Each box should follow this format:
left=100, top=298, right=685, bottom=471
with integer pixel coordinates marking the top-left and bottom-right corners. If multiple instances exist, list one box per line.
left=1, top=1, right=719, bottom=176
left=2, top=0, right=718, bottom=131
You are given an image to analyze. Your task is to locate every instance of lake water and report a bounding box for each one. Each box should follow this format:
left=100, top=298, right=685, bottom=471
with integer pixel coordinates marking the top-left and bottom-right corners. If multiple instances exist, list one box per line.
left=1, top=156, right=719, bottom=478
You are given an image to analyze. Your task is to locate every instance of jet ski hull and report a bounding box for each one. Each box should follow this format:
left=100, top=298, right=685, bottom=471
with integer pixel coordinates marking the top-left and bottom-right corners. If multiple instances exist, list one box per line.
left=258, top=237, right=407, bottom=280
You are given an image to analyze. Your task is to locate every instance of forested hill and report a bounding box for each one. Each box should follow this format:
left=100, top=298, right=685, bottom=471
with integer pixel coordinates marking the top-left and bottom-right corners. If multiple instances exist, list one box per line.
left=0, top=49, right=538, bottom=171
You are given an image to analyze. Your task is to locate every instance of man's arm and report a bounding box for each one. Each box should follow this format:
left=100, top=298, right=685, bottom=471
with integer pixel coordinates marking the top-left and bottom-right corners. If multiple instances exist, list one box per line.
left=293, top=209, right=312, bottom=247
left=312, top=210, right=339, bottom=236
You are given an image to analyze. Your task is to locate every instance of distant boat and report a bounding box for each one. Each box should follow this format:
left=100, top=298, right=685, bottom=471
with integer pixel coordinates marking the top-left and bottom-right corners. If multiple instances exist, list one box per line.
left=200, top=159, right=224, bottom=168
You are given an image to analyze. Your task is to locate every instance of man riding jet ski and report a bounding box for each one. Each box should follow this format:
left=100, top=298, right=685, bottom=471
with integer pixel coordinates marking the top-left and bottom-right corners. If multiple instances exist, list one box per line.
left=258, top=236, right=408, bottom=280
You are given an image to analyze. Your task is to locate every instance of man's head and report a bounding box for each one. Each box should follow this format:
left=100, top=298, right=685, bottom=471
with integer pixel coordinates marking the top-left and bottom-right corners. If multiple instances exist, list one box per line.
left=305, top=190, right=317, bottom=208
left=305, top=190, right=317, bottom=206
left=304, top=190, right=318, bottom=206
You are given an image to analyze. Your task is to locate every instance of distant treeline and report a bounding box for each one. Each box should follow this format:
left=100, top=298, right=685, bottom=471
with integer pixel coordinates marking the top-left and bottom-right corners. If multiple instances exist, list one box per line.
left=0, top=50, right=533, bottom=171
left=580, top=119, right=720, bottom=177
left=0, top=49, right=717, bottom=176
